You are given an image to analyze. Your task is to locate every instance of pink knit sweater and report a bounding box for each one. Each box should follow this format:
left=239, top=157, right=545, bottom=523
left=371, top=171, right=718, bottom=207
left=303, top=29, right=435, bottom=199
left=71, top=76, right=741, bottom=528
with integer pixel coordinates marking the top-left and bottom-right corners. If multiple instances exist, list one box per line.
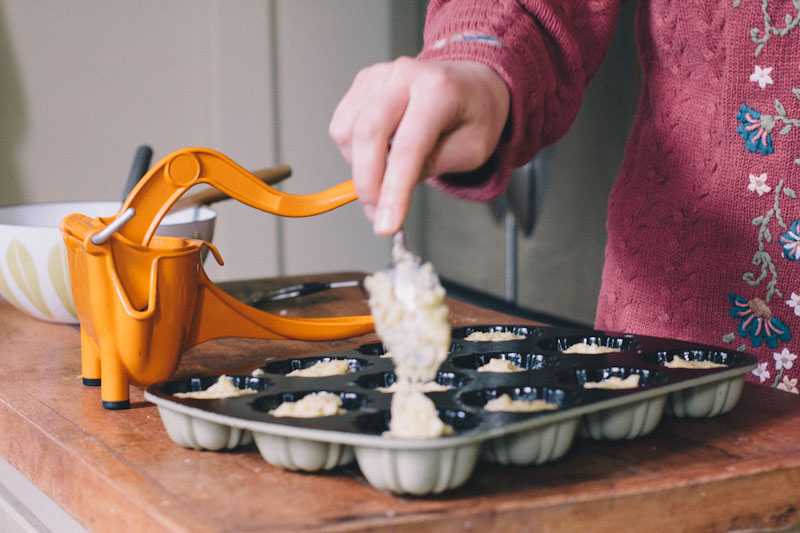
left=419, top=0, right=800, bottom=393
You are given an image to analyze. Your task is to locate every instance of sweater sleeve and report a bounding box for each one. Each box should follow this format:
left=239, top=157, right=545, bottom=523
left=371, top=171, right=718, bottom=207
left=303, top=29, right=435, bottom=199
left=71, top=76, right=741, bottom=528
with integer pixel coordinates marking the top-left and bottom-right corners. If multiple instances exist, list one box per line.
left=419, top=0, right=623, bottom=201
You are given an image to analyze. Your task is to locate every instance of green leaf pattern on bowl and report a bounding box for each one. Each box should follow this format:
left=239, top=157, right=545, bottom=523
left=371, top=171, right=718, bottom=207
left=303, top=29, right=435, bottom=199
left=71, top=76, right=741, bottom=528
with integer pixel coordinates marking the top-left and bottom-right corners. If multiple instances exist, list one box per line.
left=0, top=261, right=25, bottom=311
left=48, top=243, right=77, bottom=319
left=7, top=239, right=52, bottom=318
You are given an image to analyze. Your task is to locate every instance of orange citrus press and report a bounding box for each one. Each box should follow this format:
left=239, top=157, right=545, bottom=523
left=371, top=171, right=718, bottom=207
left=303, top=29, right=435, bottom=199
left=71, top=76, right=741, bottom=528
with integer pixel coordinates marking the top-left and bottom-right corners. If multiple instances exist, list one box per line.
left=60, top=147, right=374, bottom=409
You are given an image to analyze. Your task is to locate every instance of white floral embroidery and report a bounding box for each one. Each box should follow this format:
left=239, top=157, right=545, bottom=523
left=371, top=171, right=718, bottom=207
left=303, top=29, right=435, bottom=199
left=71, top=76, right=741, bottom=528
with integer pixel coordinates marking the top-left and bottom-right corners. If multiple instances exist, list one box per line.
left=752, top=362, right=770, bottom=383
left=773, top=348, right=797, bottom=370
left=786, top=292, right=800, bottom=316
left=749, top=65, right=774, bottom=89
left=748, top=173, right=771, bottom=195
left=777, top=376, right=798, bottom=394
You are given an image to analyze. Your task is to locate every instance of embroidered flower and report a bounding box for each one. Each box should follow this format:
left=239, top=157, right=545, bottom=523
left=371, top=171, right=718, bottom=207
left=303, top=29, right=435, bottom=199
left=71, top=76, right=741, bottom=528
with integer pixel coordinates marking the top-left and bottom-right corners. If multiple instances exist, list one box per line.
left=786, top=292, right=800, bottom=316
left=728, top=294, right=791, bottom=348
left=773, top=348, right=797, bottom=370
left=748, top=173, right=771, bottom=195
left=777, top=376, right=798, bottom=393
left=752, top=362, right=771, bottom=383
left=737, top=104, right=775, bottom=155
left=780, top=221, right=800, bottom=261
left=749, top=65, right=774, bottom=88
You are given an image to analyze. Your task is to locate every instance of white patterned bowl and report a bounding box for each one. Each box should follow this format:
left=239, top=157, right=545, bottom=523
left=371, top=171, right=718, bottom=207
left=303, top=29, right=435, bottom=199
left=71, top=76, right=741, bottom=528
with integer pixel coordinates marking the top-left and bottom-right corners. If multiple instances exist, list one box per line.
left=0, top=201, right=216, bottom=324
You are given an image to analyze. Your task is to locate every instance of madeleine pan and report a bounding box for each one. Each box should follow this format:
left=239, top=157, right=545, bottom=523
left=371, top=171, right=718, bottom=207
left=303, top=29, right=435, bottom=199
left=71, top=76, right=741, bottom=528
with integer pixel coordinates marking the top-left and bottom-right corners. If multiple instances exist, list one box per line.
left=145, top=326, right=757, bottom=495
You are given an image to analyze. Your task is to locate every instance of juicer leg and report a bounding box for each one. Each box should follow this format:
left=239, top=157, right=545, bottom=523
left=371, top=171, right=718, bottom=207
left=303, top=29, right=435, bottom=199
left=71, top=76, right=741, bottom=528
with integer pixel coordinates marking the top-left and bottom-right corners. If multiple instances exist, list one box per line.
left=80, top=326, right=101, bottom=387
left=100, top=347, right=130, bottom=410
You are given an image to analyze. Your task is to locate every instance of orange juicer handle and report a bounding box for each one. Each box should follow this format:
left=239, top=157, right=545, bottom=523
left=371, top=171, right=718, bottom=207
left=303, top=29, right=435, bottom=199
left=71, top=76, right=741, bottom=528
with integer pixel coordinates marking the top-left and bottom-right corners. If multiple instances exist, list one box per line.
left=115, top=147, right=358, bottom=246
left=109, top=146, right=373, bottom=343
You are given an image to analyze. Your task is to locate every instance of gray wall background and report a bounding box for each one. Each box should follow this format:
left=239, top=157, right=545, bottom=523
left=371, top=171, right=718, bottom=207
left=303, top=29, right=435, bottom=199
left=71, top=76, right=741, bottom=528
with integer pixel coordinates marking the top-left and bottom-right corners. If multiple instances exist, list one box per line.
left=0, top=0, right=640, bottom=327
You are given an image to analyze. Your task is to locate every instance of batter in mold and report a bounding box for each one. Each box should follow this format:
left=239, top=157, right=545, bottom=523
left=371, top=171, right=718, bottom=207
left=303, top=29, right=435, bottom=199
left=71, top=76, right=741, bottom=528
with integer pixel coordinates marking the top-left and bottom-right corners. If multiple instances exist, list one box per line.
left=664, top=355, right=727, bottom=369
left=562, top=342, right=620, bottom=354
left=376, top=380, right=452, bottom=393
left=583, top=374, right=640, bottom=389
left=173, top=375, right=257, bottom=399
left=287, top=359, right=352, bottom=377
left=269, top=392, right=346, bottom=418
left=477, top=358, right=523, bottom=373
left=484, top=394, right=558, bottom=412
left=465, top=331, right=525, bottom=342
left=385, top=390, right=454, bottom=438
left=365, top=241, right=453, bottom=438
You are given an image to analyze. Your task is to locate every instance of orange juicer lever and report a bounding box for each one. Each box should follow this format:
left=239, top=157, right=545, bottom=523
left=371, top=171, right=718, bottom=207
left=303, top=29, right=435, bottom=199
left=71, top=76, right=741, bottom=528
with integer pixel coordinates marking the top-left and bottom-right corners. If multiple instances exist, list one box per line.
left=60, top=147, right=374, bottom=410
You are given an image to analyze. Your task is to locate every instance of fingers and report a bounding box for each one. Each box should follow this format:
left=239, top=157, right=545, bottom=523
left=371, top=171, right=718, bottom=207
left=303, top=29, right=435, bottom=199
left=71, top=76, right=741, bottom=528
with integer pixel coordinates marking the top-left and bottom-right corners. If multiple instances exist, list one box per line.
left=350, top=86, right=411, bottom=222
left=330, top=62, right=408, bottom=221
left=332, top=59, right=458, bottom=233
left=330, top=63, right=388, bottom=164
left=329, top=58, right=510, bottom=234
left=373, top=79, right=461, bottom=235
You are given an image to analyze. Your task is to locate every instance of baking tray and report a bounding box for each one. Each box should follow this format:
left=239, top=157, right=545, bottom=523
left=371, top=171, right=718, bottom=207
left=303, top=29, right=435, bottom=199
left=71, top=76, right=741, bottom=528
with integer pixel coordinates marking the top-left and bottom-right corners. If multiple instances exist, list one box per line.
left=144, top=325, right=757, bottom=495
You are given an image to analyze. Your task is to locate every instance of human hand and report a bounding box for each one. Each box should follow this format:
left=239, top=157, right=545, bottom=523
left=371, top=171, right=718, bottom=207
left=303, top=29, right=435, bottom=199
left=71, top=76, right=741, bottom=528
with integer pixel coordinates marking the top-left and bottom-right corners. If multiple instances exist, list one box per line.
left=329, top=57, right=510, bottom=235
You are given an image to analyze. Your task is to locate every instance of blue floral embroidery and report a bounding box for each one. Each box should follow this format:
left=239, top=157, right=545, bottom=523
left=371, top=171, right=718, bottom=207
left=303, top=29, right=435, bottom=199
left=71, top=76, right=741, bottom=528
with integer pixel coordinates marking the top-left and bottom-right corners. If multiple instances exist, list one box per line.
left=780, top=220, right=800, bottom=261
left=728, top=293, right=791, bottom=348
left=737, top=104, right=775, bottom=155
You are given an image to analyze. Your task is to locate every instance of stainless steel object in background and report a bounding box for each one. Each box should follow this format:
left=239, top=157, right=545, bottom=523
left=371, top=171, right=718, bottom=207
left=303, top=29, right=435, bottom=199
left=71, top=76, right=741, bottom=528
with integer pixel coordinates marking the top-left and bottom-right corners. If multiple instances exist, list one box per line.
left=488, top=148, right=555, bottom=304
left=246, top=280, right=363, bottom=306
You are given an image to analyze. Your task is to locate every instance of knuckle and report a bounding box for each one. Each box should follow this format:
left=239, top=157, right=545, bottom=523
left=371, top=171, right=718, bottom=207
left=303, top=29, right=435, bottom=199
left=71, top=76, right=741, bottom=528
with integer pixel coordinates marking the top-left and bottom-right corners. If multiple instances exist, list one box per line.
left=391, top=56, right=415, bottom=73
left=353, top=64, right=376, bottom=85
left=328, top=120, right=347, bottom=143
left=352, top=112, right=385, bottom=142
left=418, top=67, right=457, bottom=96
left=353, top=180, right=379, bottom=204
left=386, top=139, right=419, bottom=162
left=356, top=61, right=393, bottom=84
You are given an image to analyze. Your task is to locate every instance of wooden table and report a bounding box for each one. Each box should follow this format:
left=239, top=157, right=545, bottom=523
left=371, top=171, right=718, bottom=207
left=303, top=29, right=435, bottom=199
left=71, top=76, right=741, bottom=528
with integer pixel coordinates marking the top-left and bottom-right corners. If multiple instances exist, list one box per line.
left=0, top=273, right=798, bottom=532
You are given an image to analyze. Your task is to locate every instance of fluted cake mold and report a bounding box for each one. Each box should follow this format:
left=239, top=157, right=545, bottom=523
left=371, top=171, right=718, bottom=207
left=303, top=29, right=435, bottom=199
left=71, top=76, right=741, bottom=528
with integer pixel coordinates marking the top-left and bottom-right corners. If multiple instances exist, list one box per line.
left=145, top=326, right=757, bottom=494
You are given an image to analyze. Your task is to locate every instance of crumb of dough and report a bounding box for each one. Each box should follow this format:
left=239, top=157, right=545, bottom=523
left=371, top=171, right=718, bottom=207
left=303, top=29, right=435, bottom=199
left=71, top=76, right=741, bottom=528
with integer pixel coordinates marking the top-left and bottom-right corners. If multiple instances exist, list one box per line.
left=286, top=359, right=351, bottom=377
left=562, top=342, right=621, bottom=354
left=251, top=368, right=265, bottom=377
left=464, top=331, right=525, bottom=342
left=174, top=375, right=257, bottom=399
left=269, top=392, right=345, bottom=418
left=385, top=391, right=454, bottom=439
left=477, top=358, right=523, bottom=373
left=583, top=374, right=640, bottom=390
left=484, top=393, right=558, bottom=412
left=376, top=380, right=452, bottom=393
left=664, top=355, right=727, bottom=369
left=380, top=351, right=392, bottom=358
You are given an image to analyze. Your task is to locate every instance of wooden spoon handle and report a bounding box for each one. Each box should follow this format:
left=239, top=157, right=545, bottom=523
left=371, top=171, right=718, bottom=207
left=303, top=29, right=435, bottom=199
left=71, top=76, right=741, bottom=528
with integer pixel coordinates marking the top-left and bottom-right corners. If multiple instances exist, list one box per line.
left=170, top=164, right=292, bottom=211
